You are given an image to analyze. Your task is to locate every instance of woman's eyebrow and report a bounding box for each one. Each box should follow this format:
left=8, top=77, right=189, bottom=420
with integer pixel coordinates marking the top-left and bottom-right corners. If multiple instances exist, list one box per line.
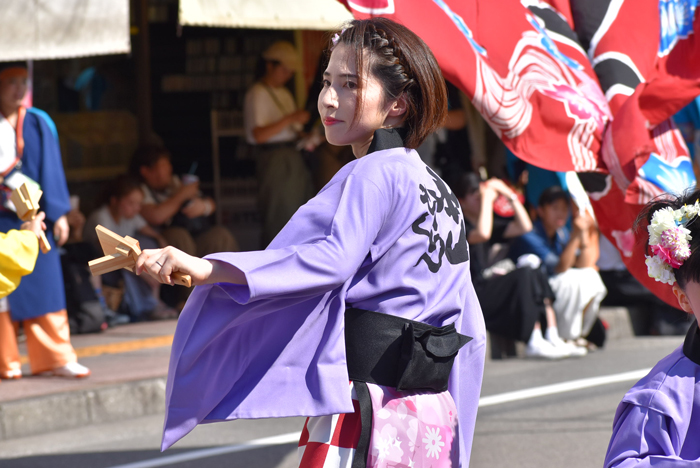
left=323, top=71, right=359, bottom=79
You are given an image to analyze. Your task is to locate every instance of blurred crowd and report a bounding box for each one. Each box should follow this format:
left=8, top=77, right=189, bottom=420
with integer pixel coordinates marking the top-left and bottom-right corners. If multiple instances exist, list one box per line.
left=64, top=143, right=238, bottom=332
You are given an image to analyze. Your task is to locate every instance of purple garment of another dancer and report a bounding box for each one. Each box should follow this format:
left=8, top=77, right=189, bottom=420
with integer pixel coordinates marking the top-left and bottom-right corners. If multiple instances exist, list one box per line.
left=604, top=324, right=700, bottom=467
left=161, top=135, right=486, bottom=467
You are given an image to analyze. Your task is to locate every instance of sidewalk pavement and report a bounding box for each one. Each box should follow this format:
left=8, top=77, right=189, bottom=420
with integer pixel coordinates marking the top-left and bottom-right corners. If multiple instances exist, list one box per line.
left=0, top=320, right=175, bottom=441
left=0, top=306, right=636, bottom=441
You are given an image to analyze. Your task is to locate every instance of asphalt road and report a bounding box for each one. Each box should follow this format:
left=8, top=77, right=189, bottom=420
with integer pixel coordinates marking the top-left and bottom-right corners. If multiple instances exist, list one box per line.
left=0, top=335, right=682, bottom=468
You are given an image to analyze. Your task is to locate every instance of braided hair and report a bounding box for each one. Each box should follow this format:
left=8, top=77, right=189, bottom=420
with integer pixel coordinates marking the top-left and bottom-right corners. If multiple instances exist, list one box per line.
left=330, top=18, right=448, bottom=149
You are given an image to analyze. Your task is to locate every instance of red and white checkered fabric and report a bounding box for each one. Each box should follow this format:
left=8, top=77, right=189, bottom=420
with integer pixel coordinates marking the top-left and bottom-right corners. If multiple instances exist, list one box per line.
left=297, top=393, right=362, bottom=468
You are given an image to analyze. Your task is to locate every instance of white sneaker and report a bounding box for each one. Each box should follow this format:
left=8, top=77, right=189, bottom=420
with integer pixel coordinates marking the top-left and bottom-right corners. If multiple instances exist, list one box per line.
left=0, top=368, right=22, bottom=379
left=526, top=339, right=568, bottom=359
left=42, top=362, right=90, bottom=378
left=548, top=336, right=588, bottom=357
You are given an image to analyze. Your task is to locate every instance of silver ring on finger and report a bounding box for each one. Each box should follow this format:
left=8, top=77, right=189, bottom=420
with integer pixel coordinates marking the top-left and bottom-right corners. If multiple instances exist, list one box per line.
left=155, top=261, right=163, bottom=267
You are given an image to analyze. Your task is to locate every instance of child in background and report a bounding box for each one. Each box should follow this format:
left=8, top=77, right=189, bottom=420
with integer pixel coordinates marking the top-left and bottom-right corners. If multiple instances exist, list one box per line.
left=84, top=176, right=177, bottom=321
left=604, top=190, right=700, bottom=466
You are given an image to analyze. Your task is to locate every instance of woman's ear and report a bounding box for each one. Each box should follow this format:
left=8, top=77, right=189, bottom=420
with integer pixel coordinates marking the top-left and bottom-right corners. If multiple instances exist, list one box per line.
left=673, top=283, right=693, bottom=313
left=387, top=94, right=408, bottom=118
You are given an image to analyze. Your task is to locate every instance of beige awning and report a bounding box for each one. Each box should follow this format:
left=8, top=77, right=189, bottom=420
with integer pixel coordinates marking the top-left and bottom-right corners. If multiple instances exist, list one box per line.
left=179, top=0, right=353, bottom=30
left=0, top=0, right=130, bottom=62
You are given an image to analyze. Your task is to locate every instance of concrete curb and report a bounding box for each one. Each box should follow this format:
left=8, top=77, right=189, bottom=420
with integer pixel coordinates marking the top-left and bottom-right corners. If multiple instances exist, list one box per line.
left=0, top=377, right=166, bottom=441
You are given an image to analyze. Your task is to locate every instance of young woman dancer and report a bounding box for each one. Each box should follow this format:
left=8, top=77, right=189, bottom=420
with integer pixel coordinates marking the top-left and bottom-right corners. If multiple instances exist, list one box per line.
left=139, top=19, right=486, bottom=468
left=604, top=191, right=700, bottom=466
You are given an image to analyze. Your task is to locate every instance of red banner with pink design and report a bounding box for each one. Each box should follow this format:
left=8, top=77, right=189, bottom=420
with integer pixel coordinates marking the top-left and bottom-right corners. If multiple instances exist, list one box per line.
left=338, top=0, right=700, bottom=306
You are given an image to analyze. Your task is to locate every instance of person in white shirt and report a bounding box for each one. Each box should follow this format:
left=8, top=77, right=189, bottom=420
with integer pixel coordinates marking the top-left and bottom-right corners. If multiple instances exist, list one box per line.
left=244, top=41, right=313, bottom=246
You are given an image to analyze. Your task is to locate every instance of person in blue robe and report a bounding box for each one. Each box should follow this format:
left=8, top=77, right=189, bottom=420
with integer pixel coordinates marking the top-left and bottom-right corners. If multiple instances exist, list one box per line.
left=0, top=62, right=89, bottom=379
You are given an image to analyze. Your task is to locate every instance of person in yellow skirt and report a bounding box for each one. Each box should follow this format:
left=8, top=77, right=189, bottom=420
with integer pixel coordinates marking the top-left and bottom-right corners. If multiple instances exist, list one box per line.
left=0, top=212, right=43, bottom=296
left=0, top=211, right=45, bottom=381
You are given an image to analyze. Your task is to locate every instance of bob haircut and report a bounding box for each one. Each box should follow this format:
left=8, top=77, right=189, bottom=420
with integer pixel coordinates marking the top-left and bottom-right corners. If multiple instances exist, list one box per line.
left=636, top=189, right=700, bottom=290
left=330, top=18, right=448, bottom=149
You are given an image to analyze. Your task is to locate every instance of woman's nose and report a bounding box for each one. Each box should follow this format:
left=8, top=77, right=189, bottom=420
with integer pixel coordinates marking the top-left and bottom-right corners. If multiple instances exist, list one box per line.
left=320, top=86, right=338, bottom=109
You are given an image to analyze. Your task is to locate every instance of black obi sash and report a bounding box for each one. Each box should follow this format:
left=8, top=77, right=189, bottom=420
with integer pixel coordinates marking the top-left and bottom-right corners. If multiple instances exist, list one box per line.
left=344, top=307, right=472, bottom=468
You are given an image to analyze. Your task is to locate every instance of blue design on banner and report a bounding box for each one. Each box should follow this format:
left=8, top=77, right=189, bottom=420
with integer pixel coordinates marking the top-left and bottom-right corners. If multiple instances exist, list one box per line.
left=431, top=0, right=488, bottom=57
left=638, top=153, right=697, bottom=193
left=526, top=15, right=583, bottom=71
left=659, top=0, right=698, bottom=56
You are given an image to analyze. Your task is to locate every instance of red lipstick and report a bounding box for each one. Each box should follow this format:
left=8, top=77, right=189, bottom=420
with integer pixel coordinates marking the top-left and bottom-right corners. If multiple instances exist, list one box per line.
left=323, top=117, right=342, bottom=126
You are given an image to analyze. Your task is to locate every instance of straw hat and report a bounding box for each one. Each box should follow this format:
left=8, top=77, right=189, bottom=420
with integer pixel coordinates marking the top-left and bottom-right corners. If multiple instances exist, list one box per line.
left=262, top=41, right=300, bottom=72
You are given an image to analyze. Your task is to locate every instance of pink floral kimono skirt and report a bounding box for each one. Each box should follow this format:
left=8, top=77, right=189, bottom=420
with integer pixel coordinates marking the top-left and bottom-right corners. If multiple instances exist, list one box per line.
left=297, top=382, right=459, bottom=468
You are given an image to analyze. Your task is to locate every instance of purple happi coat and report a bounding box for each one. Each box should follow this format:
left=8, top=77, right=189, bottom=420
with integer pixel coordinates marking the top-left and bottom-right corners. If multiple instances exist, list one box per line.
left=604, top=324, right=700, bottom=467
left=161, top=129, right=486, bottom=467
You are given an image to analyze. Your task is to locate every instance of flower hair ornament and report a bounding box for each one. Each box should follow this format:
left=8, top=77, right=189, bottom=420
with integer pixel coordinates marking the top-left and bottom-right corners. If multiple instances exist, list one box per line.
left=646, top=200, right=700, bottom=285
left=331, top=28, right=347, bottom=46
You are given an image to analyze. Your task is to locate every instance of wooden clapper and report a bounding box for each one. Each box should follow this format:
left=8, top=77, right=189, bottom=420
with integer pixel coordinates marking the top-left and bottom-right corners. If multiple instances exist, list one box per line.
left=88, top=225, right=192, bottom=287
left=10, top=182, right=51, bottom=253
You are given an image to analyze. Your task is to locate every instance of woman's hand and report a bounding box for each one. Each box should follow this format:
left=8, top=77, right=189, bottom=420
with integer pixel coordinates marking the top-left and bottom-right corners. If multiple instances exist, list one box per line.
left=21, top=211, right=46, bottom=239
left=53, top=215, right=70, bottom=246
left=135, top=246, right=213, bottom=286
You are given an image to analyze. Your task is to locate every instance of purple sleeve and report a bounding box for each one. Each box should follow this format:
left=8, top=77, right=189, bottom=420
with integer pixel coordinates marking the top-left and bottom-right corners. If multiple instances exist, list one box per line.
left=604, top=403, right=691, bottom=467
left=205, top=174, right=387, bottom=303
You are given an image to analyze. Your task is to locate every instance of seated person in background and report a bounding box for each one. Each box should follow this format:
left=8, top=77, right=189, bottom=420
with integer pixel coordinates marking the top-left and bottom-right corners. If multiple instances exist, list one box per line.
left=510, top=186, right=607, bottom=347
left=84, top=175, right=177, bottom=321
left=454, top=173, right=584, bottom=358
left=129, top=145, right=237, bottom=257
left=84, top=176, right=166, bottom=248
